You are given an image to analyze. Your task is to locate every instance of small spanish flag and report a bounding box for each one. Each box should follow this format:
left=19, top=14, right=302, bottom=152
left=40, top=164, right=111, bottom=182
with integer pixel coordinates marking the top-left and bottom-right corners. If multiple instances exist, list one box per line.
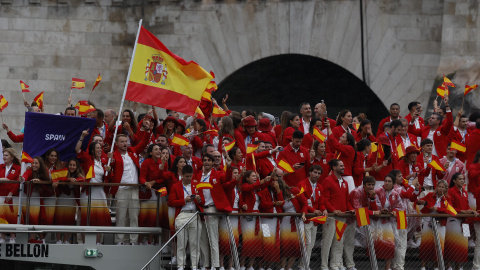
left=370, top=142, right=378, bottom=155
left=403, top=178, right=409, bottom=186
left=74, top=100, right=96, bottom=115
left=355, top=207, right=371, bottom=227
left=51, top=168, right=68, bottom=182
left=212, top=104, right=228, bottom=117
left=196, top=182, right=213, bottom=190
left=396, top=210, right=407, bottom=230
left=335, top=220, right=347, bottom=241
left=203, top=129, right=219, bottom=137
left=353, top=123, right=360, bottom=131
left=464, top=84, right=478, bottom=96
left=451, top=140, right=466, bottom=153
left=444, top=200, right=457, bottom=216
left=224, top=140, right=235, bottom=152
left=278, top=159, right=294, bottom=173
left=157, top=187, right=167, bottom=197
left=443, top=74, right=455, bottom=87
left=21, top=151, right=33, bottom=163
left=71, top=78, right=86, bottom=89
left=428, top=159, right=445, bottom=171
left=313, top=126, right=326, bottom=142
left=246, top=144, right=258, bottom=154
left=309, top=215, right=327, bottom=224
left=206, top=79, right=218, bottom=92
left=85, top=165, right=95, bottom=179
left=437, top=84, right=448, bottom=98
left=295, top=187, right=305, bottom=197
left=92, top=74, right=102, bottom=91
left=396, top=142, right=406, bottom=159
left=0, top=95, right=8, bottom=112
left=171, top=134, right=190, bottom=147
left=33, top=91, right=44, bottom=109
left=20, top=80, right=30, bottom=93
left=377, top=144, right=385, bottom=159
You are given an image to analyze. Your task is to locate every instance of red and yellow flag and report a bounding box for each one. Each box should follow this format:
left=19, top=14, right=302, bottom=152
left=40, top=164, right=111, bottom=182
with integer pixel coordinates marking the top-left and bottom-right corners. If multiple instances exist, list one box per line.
left=71, top=78, right=86, bottom=89
left=464, top=84, right=478, bottom=96
left=196, top=182, right=213, bottom=190
left=252, top=152, right=256, bottom=172
left=224, top=140, right=235, bottom=152
left=171, top=134, right=190, bottom=147
left=203, top=129, right=219, bottom=137
left=355, top=207, right=371, bottom=227
left=377, top=144, right=385, bottom=159
left=126, top=26, right=213, bottom=116
left=74, top=100, right=96, bottom=115
left=353, top=123, right=360, bottom=131
left=85, top=165, right=95, bottom=179
left=20, top=80, right=30, bottom=93
left=396, top=210, right=407, bottom=230
left=295, top=187, right=305, bottom=197
left=0, top=216, right=8, bottom=224
left=278, top=159, right=294, bottom=173
left=396, top=142, right=406, bottom=159
left=370, top=142, right=378, bottom=155
left=437, top=84, right=448, bottom=98
left=443, top=74, right=455, bottom=87
left=451, top=140, right=466, bottom=153
left=157, top=187, right=167, bottom=197
left=212, top=104, right=228, bottom=117
left=444, top=200, right=457, bottom=216
left=313, top=126, right=326, bottom=143
left=309, top=216, right=327, bottom=224
left=21, top=151, right=33, bottom=163
left=33, top=91, right=44, bottom=109
left=51, top=168, right=68, bottom=182
left=246, top=144, right=258, bottom=154
left=336, top=220, right=347, bottom=241
left=429, top=158, right=445, bottom=171
left=195, top=107, right=205, bottom=119
left=92, top=74, right=102, bottom=91
left=0, top=95, right=8, bottom=112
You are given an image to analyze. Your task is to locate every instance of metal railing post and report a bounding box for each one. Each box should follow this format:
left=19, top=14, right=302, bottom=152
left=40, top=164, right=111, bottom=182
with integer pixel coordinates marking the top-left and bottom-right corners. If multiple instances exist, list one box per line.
left=364, top=225, right=378, bottom=270
left=26, top=182, right=31, bottom=225
left=16, top=182, right=24, bottom=224
left=86, top=186, right=92, bottom=226
left=431, top=218, right=445, bottom=270
left=225, top=216, right=240, bottom=270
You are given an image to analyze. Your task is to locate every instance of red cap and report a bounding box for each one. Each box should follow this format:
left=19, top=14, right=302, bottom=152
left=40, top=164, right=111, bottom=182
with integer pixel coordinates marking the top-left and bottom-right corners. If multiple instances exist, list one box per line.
left=258, top=118, right=272, bottom=132
left=405, top=145, right=420, bottom=156
left=243, top=116, right=257, bottom=127
left=162, top=116, right=178, bottom=128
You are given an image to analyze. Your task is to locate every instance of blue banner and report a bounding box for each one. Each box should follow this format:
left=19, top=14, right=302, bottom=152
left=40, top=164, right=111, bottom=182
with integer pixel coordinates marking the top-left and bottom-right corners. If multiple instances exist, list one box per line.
left=23, top=112, right=96, bottom=161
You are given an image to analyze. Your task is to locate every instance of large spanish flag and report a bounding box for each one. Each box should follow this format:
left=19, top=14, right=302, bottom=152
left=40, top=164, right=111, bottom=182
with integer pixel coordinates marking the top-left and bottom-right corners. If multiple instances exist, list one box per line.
left=451, top=140, right=466, bottom=153
left=335, top=220, right=347, bottom=241
left=355, top=207, right=371, bottom=227
left=126, top=26, right=213, bottom=116
left=396, top=210, right=407, bottom=230
left=51, top=168, right=68, bottom=182
left=313, top=126, right=326, bottom=142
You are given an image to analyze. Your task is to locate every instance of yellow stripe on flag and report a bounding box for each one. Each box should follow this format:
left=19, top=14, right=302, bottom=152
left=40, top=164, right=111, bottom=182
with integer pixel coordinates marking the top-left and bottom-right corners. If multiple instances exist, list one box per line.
left=246, top=144, right=258, bottom=154
left=355, top=207, right=370, bottom=227
left=224, top=141, right=235, bottom=152
left=196, top=183, right=213, bottom=190
left=171, top=134, right=190, bottom=146
left=335, top=220, right=347, bottom=241
left=396, top=210, right=407, bottom=230
left=451, top=141, right=466, bottom=153
left=429, top=159, right=445, bottom=171
left=278, top=159, right=294, bottom=173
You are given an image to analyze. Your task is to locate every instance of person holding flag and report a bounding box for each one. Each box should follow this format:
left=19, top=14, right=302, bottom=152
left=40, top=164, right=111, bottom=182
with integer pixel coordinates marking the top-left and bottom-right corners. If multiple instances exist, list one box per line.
left=216, top=116, right=235, bottom=153
left=398, top=146, right=425, bottom=184
left=277, top=130, right=310, bottom=187
left=227, top=147, right=245, bottom=172
left=301, top=117, right=322, bottom=150
left=75, top=132, right=112, bottom=245
left=397, top=118, right=419, bottom=149
left=445, top=173, right=478, bottom=270
left=440, top=142, right=466, bottom=184
left=0, top=148, right=22, bottom=243
left=416, top=139, right=446, bottom=194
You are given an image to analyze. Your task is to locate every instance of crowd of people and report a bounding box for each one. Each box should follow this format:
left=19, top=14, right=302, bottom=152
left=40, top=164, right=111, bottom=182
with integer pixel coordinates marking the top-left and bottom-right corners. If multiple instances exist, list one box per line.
left=0, top=93, right=480, bottom=270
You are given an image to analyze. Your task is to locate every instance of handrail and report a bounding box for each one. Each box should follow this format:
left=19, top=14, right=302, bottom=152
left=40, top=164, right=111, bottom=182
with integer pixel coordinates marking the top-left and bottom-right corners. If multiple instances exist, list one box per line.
left=0, top=180, right=142, bottom=187
left=197, top=212, right=479, bottom=218
left=0, top=224, right=161, bottom=234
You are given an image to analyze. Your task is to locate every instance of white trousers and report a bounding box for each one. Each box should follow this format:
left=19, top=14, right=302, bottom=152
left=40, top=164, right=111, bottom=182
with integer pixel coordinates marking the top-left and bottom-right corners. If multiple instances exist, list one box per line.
left=203, top=206, right=220, bottom=267
left=342, top=220, right=356, bottom=269
left=175, top=212, right=200, bottom=268
left=115, top=188, right=140, bottom=244
left=321, top=217, right=345, bottom=270
left=300, top=222, right=317, bottom=269
left=392, top=228, right=407, bottom=270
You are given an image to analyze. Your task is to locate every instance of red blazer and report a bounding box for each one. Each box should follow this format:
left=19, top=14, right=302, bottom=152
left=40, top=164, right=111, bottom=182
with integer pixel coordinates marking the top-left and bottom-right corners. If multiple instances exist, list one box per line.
left=353, top=152, right=368, bottom=187
left=448, top=186, right=470, bottom=213
left=109, top=131, right=151, bottom=195
left=245, top=150, right=272, bottom=172
left=162, top=171, right=180, bottom=193
left=311, top=154, right=334, bottom=185
left=408, top=111, right=453, bottom=158
left=167, top=180, right=204, bottom=219
left=186, top=156, right=203, bottom=175
left=7, top=131, right=24, bottom=143
left=0, top=164, right=21, bottom=196
left=395, top=133, right=419, bottom=149
left=297, top=178, right=325, bottom=212
left=261, top=131, right=278, bottom=148
left=404, top=113, right=425, bottom=127
left=193, top=169, right=232, bottom=212
left=77, top=150, right=108, bottom=194
left=466, top=129, right=480, bottom=167
left=286, top=186, right=309, bottom=214
left=89, top=121, right=112, bottom=147
left=328, top=134, right=355, bottom=176
left=298, top=118, right=308, bottom=135
left=331, top=125, right=357, bottom=141
left=468, top=163, right=480, bottom=194
left=276, top=143, right=310, bottom=187
left=376, top=116, right=401, bottom=138
left=241, top=180, right=271, bottom=212
left=258, top=156, right=276, bottom=179
left=301, top=133, right=314, bottom=150
left=397, top=159, right=424, bottom=180
left=419, top=192, right=452, bottom=225
left=258, top=188, right=284, bottom=214
left=322, top=174, right=353, bottom=213
left=242, top=131, right=264, bottom=147
left=281, top=127, right=296, bottom=147
left=139, top=158, right=166, bottom=200
left=415, top=154, right=444, bottom=188
left=234, top=127, right=246, bottom=155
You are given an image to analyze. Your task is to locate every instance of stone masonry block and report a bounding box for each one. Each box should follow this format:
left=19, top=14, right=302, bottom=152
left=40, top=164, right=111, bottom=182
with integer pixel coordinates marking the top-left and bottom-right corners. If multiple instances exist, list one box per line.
left=405, top=40, right=441, bottom=54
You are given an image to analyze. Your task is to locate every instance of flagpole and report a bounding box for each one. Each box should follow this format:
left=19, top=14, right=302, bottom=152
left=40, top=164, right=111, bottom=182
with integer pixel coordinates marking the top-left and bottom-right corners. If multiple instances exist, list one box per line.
left=461, top=94, right=465, bottom=111
left=106, top=19, right=143, bottom=176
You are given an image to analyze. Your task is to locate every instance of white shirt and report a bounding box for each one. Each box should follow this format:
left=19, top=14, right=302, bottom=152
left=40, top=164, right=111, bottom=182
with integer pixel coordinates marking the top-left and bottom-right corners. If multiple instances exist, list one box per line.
left=253, top=194, right=260, bottom=211
left=181, top=183, right=196, bottom=211
left=270, top=191, right=277, bottom=213
left=98, top=123, right=106, bottom=139
left=401, top=135, right=410, bottom=147
left=267, top=156, right=277, bottom=167
left=427, top=130, right=437, bottom=156
left=201, top=171, right=214, bottom=206
left=384, top=190, right=391, bottom=209
left=120, top=153, right=139, bottom=189
left=302, top=118, right=310, bottom=133
left=92, top=159, right=105, bottom=184
left=4, top=163, right=12, bottom=178
left=233, top=187, right=240, bottom=210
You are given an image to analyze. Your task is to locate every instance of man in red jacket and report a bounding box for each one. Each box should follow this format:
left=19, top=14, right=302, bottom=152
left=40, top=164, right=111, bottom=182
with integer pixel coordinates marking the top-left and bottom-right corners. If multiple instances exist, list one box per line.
left=181, top=144, right=203, bottom=174
left=321, top=159, right=354, bottom=270
left=193, top=154, right=232, bottom=270
left=297, top=165, right=326, bottom=270
left=376, top=103, right=401, bottom=138
left=109, top=131, right=150, bottom=245
left=277, top=130, right=310, bottom=187
left=168, top=165, right=203, bottom=270
left=466, top=119, right=480, bottom=167
left=298, top=102, right=312, bottom=134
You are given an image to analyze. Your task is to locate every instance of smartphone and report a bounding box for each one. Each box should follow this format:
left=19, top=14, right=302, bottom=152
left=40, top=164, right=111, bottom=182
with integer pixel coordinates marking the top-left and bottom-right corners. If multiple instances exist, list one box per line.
left=190, top=195, right=196, bottom=198
left=278, top=147, right=284, bottom=152
left=299, top=162, right=305, bottom=166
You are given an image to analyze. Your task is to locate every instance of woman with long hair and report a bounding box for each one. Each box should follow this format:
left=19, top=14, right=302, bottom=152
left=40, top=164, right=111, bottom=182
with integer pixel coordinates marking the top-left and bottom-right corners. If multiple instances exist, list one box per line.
left=280, top=113, right=300, bottom=147
left=353, top=139, right=376, bottom=187
left=0, top=148, right=21, bottom=243
left=332, top=109, right=357, bottom=139
left=228, top=147, right=244, bottom=171
left=216, top=116, right=235, bottom=152
left=42, top=148, right=63, bottom=227
left=309, top=140, right=334, bottom=184
left=326, top=120, right=356, bottom=190
left=275, top=111, right=291, bottom=142
left=21, top=156, right=49, bottom=243
left=53, top=158, right=85, bottom=244
left=444, top=173, right=478, bottom=270
left=76, top=138, right=112, bottom=244
left=301, top=117, right=322, bottom=150
left=108, top=109, right=138, bottom=146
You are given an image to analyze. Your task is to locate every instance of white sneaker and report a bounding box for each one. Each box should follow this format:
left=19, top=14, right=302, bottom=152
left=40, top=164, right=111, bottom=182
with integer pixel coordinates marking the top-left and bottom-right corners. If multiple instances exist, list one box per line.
left=56, top=240, right=63, bottom=244
left=170, top=256, right=177, bottom=265
left=64, top=241, right=70, bottom=245
left=8, top=238, right=15, bottom=244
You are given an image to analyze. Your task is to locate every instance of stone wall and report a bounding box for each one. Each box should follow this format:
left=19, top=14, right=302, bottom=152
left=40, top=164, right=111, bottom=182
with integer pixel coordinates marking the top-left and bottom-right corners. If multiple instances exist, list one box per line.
left=0, top=0, right=477, bottom=147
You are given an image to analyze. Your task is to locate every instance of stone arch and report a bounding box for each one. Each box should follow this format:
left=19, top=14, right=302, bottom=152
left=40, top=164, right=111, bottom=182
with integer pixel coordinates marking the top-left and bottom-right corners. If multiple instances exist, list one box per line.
left=214, top=54, right=388, bottom=128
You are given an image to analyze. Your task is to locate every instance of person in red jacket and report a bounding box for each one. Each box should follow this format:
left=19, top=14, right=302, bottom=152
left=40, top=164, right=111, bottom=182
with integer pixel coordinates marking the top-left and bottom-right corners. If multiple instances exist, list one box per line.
left=258, top=118, right=278, bottom=148
left=397, top=118, right=419, bottom=149
left=297, top=165, right=327, bottom=270
left=321, top=159, right=354, bottom=270
left=109, top=130, right=150, bottom=245
left=354, top=119, right=377, bottom=142
left=257, top=141, right=280, bottom=179
left=242, top=116, right=265, bottom=149
left=398, top=146, right=424, bottom=184
left=376, top=103, right=401, bottom=138
left=468, top=150, right=480, bottom=211
left=2, top=122, right=24, bottom=143
left=404, top=101, right=425, bottom=146
left=277, top=130, right=310, bottom=187
left=416, top=139, right=445, bottom=192
left=181, top=144, right=203, bottom=175
left=331, top=109, right=357, bottom=141
left=0, top=148, right=21, bottom=243
left=353, top=139, right=376, bottom=187
left=408, top=96, right=453, bottom=159
left=280, top=114, right=301, bottom=147
left=298, top=102, right=312, bottom=135
left=444, top=173, right=478, bottom=270
left=168, top=165, right=203, bottom=270
left=193, top=154, right=232, bottom=270
left=466, top=119, right=480, bottom=167
left=309, top=140, right=334, bottom=184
